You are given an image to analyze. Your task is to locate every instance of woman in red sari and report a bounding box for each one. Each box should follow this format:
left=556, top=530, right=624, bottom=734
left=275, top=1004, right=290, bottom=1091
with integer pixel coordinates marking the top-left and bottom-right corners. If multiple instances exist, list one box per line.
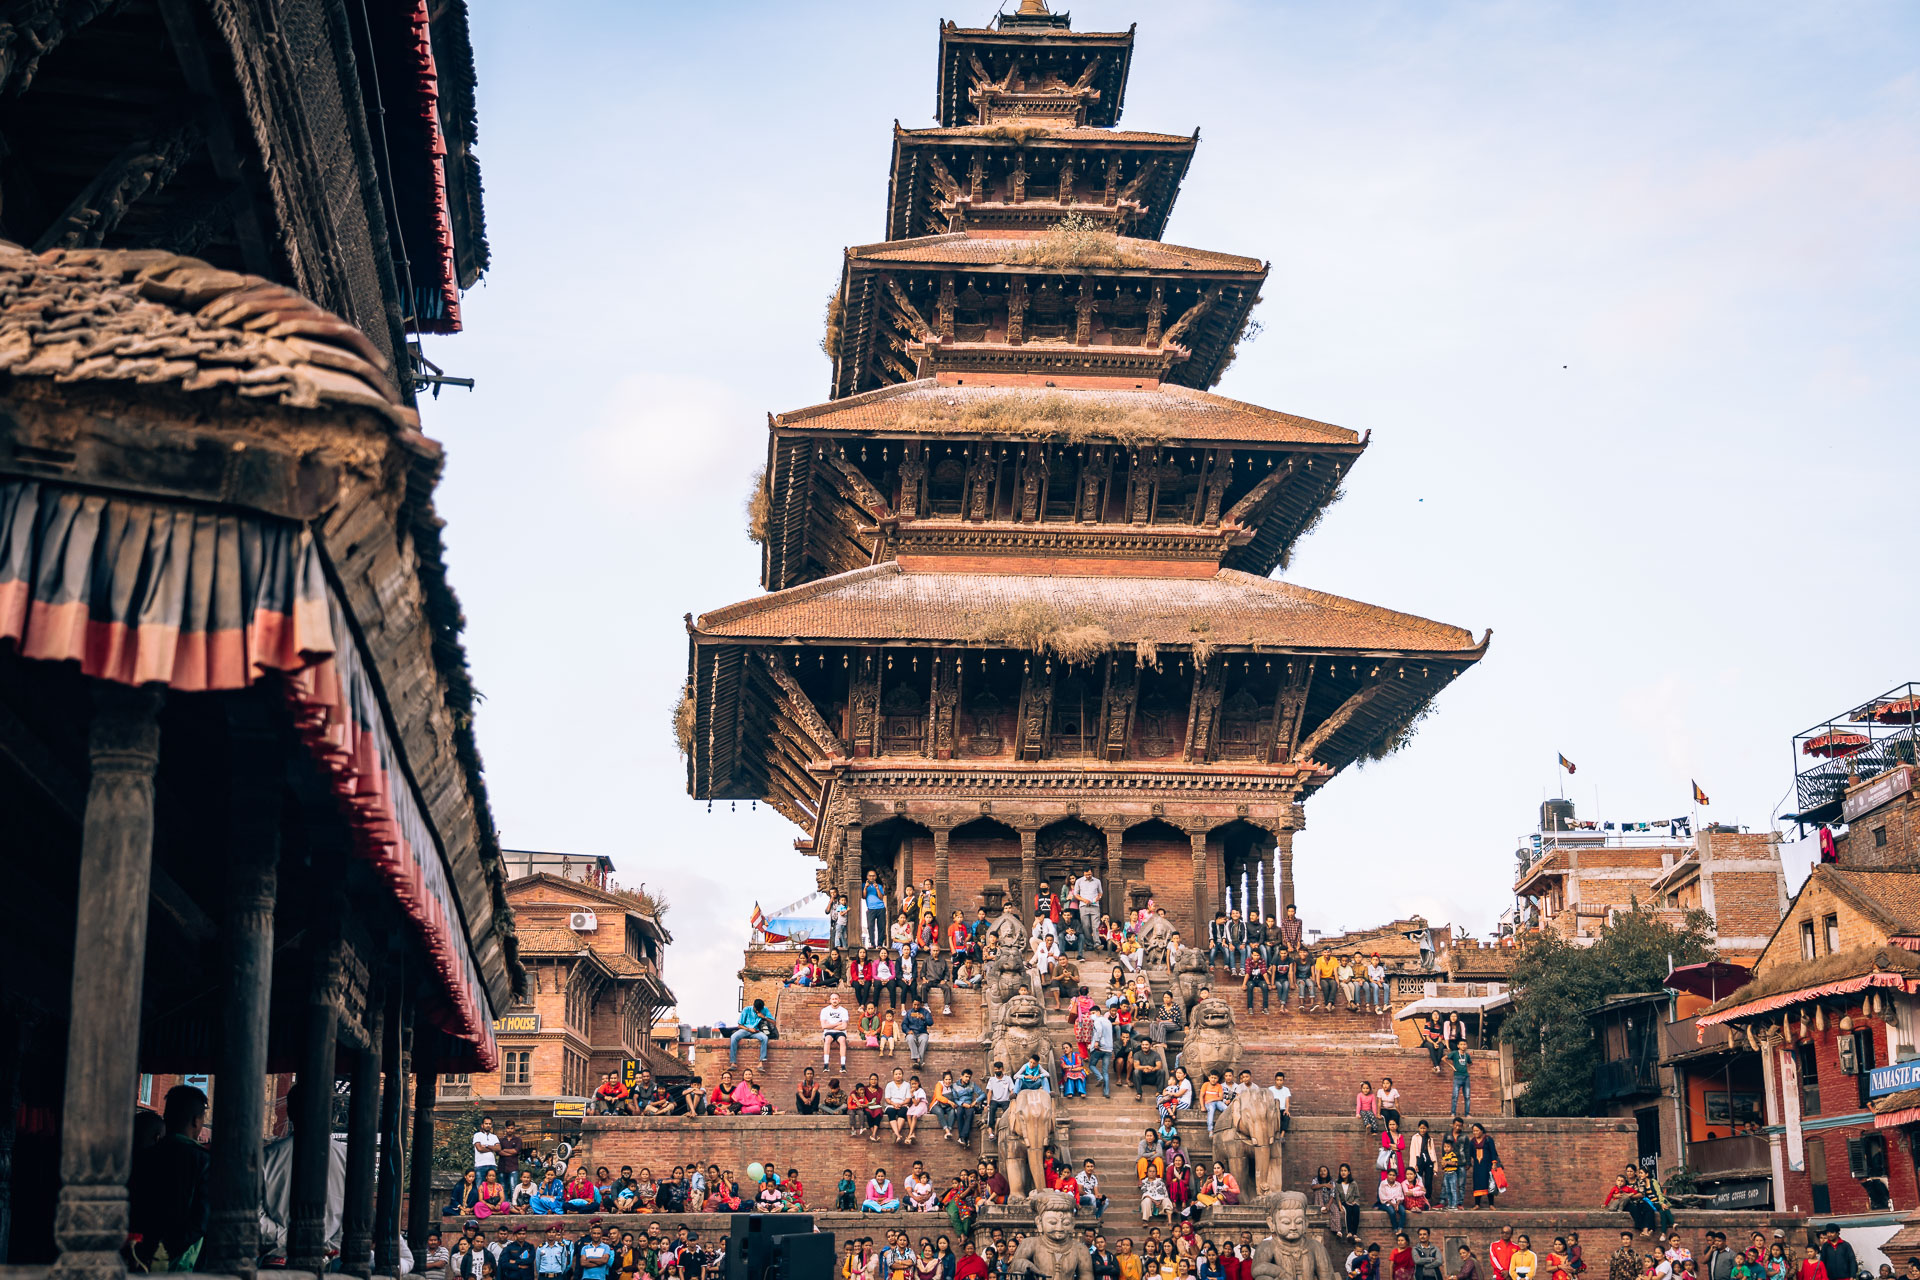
left=1391, top=1234, right=1415, bottom=1280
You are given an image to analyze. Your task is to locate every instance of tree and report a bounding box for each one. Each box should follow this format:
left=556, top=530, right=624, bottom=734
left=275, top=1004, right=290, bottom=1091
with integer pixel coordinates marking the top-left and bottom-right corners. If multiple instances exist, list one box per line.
left=1501, top=901, right=1716, bottom=1117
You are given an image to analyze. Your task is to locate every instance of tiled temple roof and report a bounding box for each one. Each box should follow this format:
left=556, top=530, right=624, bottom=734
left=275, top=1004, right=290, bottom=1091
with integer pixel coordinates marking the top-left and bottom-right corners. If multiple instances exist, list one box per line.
left=0, top=244, right=410, bottom=425
left=774, top=380, right=1358, bottom=447
left=698, top=563, right=1485, bottom=656
left=850, top=231, right=1263, bottom=274
left=900, top=125, right=1194, bottom=145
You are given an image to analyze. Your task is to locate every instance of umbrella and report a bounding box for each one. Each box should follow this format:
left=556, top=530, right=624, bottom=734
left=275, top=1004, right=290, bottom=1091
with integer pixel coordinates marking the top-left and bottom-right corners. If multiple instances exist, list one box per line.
left=1803, top=731, right=1870, bottom=758
left=1665, top=960, right=1753, bottom=1001
left=1858, top=696, right=1920, bottom=727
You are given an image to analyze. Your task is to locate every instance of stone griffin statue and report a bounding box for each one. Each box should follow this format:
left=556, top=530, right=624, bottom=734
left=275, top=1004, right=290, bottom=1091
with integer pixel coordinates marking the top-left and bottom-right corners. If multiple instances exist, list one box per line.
left=1180, top=995, right=1241, bottom=1085
left=1170, top=939, right=1212, bottom=1018
left=1007, top=1188, right=1095, bottom=1280
left=990, top=992, right=1055, bottom=1074
left=1137, top=909, right=1176, bottom=968
left=980, top=944, right=1031, bottom=1045
left=1251, top=1192, right=1337, bottom=1280
left=997, top=1089, right=1070, bottom=1202
left=1213, top=1080, right=1284, bottom=1199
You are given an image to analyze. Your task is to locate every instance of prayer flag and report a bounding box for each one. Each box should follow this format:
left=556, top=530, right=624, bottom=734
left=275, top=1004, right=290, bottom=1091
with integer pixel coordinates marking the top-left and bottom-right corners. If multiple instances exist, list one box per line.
left=1692, top=780, right=1710, bottom=806
left=1558, top=754, right=1576, bottom=774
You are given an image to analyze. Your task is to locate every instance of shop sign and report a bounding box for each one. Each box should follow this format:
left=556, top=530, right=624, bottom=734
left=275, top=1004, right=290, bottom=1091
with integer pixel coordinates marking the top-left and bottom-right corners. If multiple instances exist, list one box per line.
left=493, top=1011, right=541, bottom=1034
left=1868, top=1058, right=1920, bottom=1098
left=1845, top=767, right=1913, bottom=823
left=1710, top=1179, right=1770, bottom=1209
left=551, top=1099, right=586, bottom=1119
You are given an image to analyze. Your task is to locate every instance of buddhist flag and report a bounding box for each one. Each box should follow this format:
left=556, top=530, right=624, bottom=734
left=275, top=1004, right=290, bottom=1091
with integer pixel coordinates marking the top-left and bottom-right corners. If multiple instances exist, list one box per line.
left=1692, top=780, right=1710, bottom=806
left=1559, top=754, right=1577, bottom=775
left=749, top=902, right=766, bottom=932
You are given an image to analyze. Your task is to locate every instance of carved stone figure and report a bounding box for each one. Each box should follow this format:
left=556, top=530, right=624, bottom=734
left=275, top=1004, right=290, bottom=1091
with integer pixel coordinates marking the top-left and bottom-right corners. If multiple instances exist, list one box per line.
left=1170, top=941, right=1212, bottom=1017
left=981, top=942, right=1029, bottom=1046
left=1251, top=1192, right=1337, bottom=1280
left=1138, top=910, right=1175, bottom=968
left=990, top=992, right=1054, bottom=1073
left=1214, top=1083, right=1283, bottom=1200
left=1007, top=1189, right=1096, bottom=1279
left=1180, top=995, right=1241, bottom=1086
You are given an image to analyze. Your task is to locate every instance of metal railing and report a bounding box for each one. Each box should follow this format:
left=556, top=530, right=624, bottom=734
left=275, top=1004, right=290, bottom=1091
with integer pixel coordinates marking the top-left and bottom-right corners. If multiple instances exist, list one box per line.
left=1794, top=682, right=1920, bottom=815
left=1660, top=1014, right=1738, bottom=1061
left=1593, top=1057, right=1660, bottom=1102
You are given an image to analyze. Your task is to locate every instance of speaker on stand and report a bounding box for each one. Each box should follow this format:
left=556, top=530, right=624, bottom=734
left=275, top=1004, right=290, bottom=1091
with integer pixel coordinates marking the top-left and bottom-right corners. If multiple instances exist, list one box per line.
left=724, top=1213, right=833, bottom=1280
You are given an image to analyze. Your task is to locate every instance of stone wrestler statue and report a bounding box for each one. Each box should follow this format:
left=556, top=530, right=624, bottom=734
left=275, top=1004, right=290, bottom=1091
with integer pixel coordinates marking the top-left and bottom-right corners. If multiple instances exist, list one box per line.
left=1251, top=1191, right=1338, bottom=1280
left=1008, top=1189, right=1095, bottom=1280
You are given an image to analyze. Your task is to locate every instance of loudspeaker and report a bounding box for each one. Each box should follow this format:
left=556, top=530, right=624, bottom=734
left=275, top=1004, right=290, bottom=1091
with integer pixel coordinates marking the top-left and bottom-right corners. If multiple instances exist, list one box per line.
left=725, top=1213, right=816, bottom=1280
left=774, top=1231, right=837, bottom=1278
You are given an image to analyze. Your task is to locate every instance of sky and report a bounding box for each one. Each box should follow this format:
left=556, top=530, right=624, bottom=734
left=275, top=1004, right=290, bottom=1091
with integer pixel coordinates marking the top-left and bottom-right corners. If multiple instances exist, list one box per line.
left=416, top=1, right=1920, bottom=1023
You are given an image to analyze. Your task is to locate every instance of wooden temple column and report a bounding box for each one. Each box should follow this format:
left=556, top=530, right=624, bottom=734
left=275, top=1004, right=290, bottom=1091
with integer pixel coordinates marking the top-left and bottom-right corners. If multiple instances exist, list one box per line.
left=339, top=991, right=386, bottom=1278
left=1278, top=802, right=1305, bottom=912
left=930, top=820, right=953, bottom=933
left=405, top=1011, right=438, bottom=1261
left=49, top=683, right=163, bottom=1280
left=843, top=820, right=865, bottom=942
left=1186, top=822, right=1212, bottom=945
left=289, top=916, right=346, bottom=1272
left=204, top=709, right=281, bottom=1279
left=1099, top=821, right=1125, bottom=922
left=373, top=982, right=407, bottom=1277
left=1257, top=829, right=1280, bottom=926
left=1018, top=825, right=1039, bottom=925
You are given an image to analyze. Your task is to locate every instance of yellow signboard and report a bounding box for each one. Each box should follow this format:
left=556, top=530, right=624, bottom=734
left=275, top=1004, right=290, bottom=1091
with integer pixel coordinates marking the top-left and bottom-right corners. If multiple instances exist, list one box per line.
left=493, top=1012, right=541, bottom=1034
left=551, top=1099, right=586, bottom=1119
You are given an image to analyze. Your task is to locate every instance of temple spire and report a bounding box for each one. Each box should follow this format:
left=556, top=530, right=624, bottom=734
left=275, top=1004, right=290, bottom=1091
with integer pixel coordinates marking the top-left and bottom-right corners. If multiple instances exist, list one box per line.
left=1017, top=0, right=1051, bottom=13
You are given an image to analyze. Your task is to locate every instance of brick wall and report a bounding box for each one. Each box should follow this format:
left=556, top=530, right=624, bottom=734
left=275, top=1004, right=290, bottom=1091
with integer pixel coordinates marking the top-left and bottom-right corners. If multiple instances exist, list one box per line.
left=1768, top=1014, right=1917, bottom=1217
left=1837, top=787, right=1920, bottom=869
left=1708, top=870, right=1787, bottom=941
left=567, top=1113, right=1631, bottom=1215
left=684, top=1038, right=1499, bottom=1123
left=1770, top=876, right=1889, bottom=962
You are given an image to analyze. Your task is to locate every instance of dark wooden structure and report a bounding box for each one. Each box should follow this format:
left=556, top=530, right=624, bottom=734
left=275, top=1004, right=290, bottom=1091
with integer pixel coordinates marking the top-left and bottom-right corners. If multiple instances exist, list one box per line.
left=686, top=2, right=1490, bottom=944
left=0, top=4, right=504, bottom=1273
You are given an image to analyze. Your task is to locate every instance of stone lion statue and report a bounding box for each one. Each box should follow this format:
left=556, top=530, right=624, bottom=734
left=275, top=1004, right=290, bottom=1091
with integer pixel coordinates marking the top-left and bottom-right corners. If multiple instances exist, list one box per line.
left=1251, top=1191, right=1337, bottom=1280
left=1180, top=995, right=1241, bottom=1086
left=1138, top=911, right=1176, bottom=968
left=991, top=991, right=1054, bottom=1074
left=980, top=943, right=1030, bottom=1045
left=1214, top=1083, right=1283, bottom=1200
left=1171, top=941, right=1212, bottom=1018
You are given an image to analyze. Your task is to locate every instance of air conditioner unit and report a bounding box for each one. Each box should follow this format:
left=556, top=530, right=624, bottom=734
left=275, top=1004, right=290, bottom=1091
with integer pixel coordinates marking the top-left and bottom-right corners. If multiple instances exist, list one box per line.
left=1838, top=1034, right=1858, bottom=1075
left=569, top=911, right=598, bottom=932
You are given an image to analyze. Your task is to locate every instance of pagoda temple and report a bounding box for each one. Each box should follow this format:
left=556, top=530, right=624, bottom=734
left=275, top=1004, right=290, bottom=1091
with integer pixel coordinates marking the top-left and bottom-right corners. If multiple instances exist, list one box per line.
left=684, top=1, right=1489, bottom=943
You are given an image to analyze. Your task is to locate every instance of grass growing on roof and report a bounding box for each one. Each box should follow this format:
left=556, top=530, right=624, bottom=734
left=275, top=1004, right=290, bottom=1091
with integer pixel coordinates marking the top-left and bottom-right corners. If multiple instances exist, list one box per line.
left=972, top=600, right=1113, bottom=666
left=746, top=463, right=771, bottom=545
left=822, top=287, right=845, bottom=359
left=973, top=123, right=1052, bottom=145
left=672, top=688, right=694, bottom=759
left=896, top=390, right=1177, bottom=447
left=1008, top=211, right=1151, bottom=269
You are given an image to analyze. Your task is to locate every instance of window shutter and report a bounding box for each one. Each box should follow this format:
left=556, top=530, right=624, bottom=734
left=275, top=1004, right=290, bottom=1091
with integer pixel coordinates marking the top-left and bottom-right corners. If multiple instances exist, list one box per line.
left=1847, top=1136, right=1866, bottom=1179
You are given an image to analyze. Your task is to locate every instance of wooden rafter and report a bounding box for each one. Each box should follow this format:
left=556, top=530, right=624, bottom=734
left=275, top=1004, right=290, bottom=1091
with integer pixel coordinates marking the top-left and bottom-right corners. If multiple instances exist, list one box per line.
left=32, top=119, right=205, bottom=252
left=1295, top=681, right=1391, bottom=764
left=827, top=455, right=894, bottom=522
left=1222, top=457, right=1295, bottom=526
left=762, top=654, right=847, bottom=762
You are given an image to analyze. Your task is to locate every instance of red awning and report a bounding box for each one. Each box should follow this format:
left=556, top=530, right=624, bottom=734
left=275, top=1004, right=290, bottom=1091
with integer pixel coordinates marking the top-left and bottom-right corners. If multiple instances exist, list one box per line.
left=1803, top=731, right=1870, bottom=758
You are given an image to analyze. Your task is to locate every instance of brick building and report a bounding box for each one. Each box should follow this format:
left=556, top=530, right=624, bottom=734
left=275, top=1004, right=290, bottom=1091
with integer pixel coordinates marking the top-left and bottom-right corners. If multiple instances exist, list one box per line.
left=445, top=861, right=679, bottom=1106
left=1698, top=864, right=1920, bottom=1263
left=1513, top=800, right=1787, bottom=956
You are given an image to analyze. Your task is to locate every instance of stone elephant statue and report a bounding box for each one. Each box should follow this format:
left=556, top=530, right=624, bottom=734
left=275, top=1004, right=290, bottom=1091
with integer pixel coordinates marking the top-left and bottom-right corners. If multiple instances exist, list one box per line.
left=1213, top=1086, right=1284, bottom=1200
left=997, top=1088, right=1064, bottom=1200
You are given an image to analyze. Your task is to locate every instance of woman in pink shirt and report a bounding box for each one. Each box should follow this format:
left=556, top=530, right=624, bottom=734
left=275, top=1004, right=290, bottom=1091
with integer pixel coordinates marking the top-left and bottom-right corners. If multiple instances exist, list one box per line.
left=731, top=1074, right=773, bottom=1115
left=1356, top=1080, right=1382, bottom=1134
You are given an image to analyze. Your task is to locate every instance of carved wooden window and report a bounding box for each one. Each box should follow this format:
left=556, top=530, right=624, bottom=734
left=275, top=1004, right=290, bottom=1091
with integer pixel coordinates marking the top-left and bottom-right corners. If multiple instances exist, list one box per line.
left=880, top=683, right=926, bottom=755
left=1051, top=677, right=1094, bottom=758
left=1107, top=288, right=1147, bottom=346
left=929, top=457, right=966, bottom=517
left=1136, top=692, right=1179, bottom=758
left=964, top=691, right=1005, bottom=757
left=1152, top=459, right=1198, bottom=524
left=1028, top=280, right=1071, bottom=341
left=1216, top=689, right=1268, bottom=760
left=954, top=284, right=990, bottom=342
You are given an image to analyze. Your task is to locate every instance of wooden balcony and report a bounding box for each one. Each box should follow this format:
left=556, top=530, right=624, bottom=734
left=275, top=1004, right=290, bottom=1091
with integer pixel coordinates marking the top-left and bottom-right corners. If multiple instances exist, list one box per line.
left=1661, top=1013, right=1741, bottom=1063
left=1687, top=1134, right=1769, bottom=1177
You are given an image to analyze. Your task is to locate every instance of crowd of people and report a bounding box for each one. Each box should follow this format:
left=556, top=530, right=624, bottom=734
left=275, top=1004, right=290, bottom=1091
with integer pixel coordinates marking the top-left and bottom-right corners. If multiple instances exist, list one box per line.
left=421, top=1216, right=725, bottom=1280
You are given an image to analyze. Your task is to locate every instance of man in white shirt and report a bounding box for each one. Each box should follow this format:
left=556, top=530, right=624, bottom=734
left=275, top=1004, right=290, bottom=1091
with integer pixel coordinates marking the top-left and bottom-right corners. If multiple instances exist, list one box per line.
left=820, top=992, right=850, bottom=1068
left=472, top=1117, right=500, bottom=1176
left=882, top=1070, right=914, bottom=1143
left=1072, top=871, right=1104, bottom=950
left=1074, top=1159, right=1108, bottom=1219
left=1269, top=1070, right=1293, bottom=1133
left=984, top=1062, right=1015, bottom=1138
